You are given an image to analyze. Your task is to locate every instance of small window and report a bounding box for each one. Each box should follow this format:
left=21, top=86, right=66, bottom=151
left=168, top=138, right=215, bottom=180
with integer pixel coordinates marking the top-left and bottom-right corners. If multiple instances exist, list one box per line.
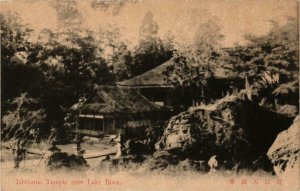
left=154, top=101, right=165, bottom=106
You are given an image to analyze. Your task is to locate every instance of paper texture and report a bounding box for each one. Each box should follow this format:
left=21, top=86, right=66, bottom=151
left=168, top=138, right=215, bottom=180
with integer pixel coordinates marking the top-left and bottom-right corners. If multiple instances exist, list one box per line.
left=1, top=0, right=299, bottom=190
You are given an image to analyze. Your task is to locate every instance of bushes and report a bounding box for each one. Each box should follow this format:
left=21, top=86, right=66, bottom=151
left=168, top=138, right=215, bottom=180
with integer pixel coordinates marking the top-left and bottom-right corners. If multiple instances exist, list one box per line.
left=46, top=152, right=89, bottom=171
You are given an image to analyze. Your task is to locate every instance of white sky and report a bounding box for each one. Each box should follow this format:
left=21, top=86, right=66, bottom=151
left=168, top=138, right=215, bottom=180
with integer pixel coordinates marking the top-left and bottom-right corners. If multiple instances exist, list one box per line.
left=0, top=0, right=298, bottom=47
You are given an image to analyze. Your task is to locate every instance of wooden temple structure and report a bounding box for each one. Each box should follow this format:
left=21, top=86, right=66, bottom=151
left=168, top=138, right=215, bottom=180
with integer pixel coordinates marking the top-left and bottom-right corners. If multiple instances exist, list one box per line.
left=74, top=86, right=167, bottom=137
left=117, top=60, right=193, bottom=111
left=117, top=59, right=244, bottom=110
left=74, top=58, right=243, bottom=137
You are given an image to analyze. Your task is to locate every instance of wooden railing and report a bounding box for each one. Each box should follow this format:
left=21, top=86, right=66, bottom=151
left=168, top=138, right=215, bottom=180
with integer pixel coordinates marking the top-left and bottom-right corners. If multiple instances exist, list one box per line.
left=73, top=129, right=104, bottom=137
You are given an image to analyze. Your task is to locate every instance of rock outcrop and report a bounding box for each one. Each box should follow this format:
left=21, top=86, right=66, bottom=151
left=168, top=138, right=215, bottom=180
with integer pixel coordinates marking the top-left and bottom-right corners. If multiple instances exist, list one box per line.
left=98, top=95, right=296, bottom=174
left=156, top=96, right=293, bottom=170
left=267, top=116, right=299, bottom=176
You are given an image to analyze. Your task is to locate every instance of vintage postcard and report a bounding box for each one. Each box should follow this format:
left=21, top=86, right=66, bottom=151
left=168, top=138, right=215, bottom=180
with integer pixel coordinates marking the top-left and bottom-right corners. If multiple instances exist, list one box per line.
left=0, top=0, right=299, bottom=190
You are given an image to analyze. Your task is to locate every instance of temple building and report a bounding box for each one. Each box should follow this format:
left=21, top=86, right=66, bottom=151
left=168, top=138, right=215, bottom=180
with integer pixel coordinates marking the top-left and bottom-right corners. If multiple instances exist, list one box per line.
left=74, top=86, right=168, bottom=138
left=117, top=60, right=194, bottom=111
left=74, top=59, right=244, bottom=137
left=117, top=59, right=244, bottom=110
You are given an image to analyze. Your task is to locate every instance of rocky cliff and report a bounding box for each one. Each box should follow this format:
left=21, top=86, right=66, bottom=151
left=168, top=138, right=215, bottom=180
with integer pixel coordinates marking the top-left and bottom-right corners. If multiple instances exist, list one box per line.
left=155, top=95, right=293, bottom=171
left=267, top=116, right=299, bottom=176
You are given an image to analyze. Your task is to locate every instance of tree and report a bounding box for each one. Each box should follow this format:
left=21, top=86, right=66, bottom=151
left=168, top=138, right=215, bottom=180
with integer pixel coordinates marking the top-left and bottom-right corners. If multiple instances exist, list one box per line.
left=232, top=17, right=299, bottom=110
left=207, top=17, right=299, bottom=116
left=90, top=0, right=138, bottom=15
left=166, top=20, right=225, bottom=83
left=1, top=93, right=45, bottom=168
left=110, top=42, right=133, bottom=81
left=1, top=13, right=46, bottom=114
left=29, top=29, right=113, bottom=133
left=131, top=11, right=173, bottom=77
left=163, top=20, right=226, bottom=104
left=0, top=12, right=33, bottom=65
left=1, top=11, right=114, bottom=139
left=243, top=17, right=298, bottom=82
left=139, top=11, right=159, bottom=40
left=98, top=26, right=133, bottom=81
left=50, top=0, right=82, bottom=28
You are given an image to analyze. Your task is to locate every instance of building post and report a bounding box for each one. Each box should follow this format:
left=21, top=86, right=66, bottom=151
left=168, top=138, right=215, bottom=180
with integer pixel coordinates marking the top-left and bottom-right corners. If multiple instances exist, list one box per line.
left=113, top=119, right=116, bottom=132
left=102, top=118, right=105, bottom=133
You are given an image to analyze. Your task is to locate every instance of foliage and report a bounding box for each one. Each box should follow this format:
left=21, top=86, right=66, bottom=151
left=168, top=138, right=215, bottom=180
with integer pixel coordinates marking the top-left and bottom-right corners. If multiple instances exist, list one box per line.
left=1, top=13, right=46, bottom=115
left=98, top=26, right=133, bottom=81
left=1, top=8, right=298, bottom=146
left=232, top=17, right=299, bottom=111
left=130, top=11, right=173, bottom=77
left=1, top=93, right=45, bottom=168
left=111, top=43, right=133, bottom=81
left=230, top=17, right=299, bottom=83
left=49, top=0, right=82, bottom=28
left=90, top=0, right=138, bottom=15
left=162, top=20, right=227, bottom=104
left=0, top=12, right=33, bottom=65
left=1, top=13, right=112, bottom=135
left=164, top=20, right=225, bottom=86
left=34, top=29, right=113, bottom=95
left=163, top=17, right=298, bottom=110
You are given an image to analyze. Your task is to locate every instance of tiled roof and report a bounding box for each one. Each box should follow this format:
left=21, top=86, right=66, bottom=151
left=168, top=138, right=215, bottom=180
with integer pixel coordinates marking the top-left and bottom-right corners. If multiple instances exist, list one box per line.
left=79, top=86, right=161, bottom=115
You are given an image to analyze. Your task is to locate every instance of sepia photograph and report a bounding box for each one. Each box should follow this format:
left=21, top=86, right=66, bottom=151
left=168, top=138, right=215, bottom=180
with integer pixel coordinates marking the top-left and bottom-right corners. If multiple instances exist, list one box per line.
left=0, top=0, right=299, bottom=190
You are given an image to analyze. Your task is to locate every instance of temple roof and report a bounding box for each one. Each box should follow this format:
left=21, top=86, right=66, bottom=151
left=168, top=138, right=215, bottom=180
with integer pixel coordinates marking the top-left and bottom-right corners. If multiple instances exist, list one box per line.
left=117, top=60, right=175, bottom=87
left=117, top=59, right=239, bottom=87
left=79, top=86, right=161, bottom=115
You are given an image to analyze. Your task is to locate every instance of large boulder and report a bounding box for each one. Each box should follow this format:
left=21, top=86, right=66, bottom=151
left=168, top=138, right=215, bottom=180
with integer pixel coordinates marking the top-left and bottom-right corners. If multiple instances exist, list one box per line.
left=156, top=96, right=293, bottom=170
left=267, top=116, right=299, bottom=176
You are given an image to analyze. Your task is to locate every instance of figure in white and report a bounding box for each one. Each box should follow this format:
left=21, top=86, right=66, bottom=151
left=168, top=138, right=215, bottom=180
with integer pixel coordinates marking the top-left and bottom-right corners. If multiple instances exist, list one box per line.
left=208, top=155, right=218, bottom=173
left=115, top=133, right=122, bottom=159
